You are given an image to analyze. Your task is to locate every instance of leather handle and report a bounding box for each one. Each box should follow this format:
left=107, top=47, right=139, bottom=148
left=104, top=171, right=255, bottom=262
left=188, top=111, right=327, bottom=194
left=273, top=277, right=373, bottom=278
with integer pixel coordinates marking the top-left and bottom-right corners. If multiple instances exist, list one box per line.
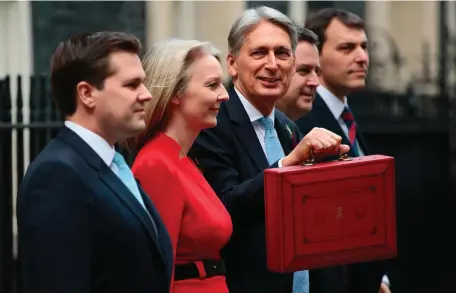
left=303, top=149, right=352, bottom=166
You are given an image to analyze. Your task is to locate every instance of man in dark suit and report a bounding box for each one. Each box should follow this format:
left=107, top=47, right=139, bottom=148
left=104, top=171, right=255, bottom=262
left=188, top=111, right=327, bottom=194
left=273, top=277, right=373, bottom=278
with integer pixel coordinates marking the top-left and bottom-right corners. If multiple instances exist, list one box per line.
left=189, top=6, right=349, bottom=293
left=16, top=32, right=173, bottom=293
left=296, top=8, right=391, bottom=293
left=276, top=26, right=320, bottom=121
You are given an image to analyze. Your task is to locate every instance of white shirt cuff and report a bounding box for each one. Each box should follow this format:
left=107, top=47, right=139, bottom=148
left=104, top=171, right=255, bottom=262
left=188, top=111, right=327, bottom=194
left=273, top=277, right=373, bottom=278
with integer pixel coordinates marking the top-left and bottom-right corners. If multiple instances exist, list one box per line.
left=382, top=275, right=390, bottom=286
left=278, top=158, right=284, bottom=168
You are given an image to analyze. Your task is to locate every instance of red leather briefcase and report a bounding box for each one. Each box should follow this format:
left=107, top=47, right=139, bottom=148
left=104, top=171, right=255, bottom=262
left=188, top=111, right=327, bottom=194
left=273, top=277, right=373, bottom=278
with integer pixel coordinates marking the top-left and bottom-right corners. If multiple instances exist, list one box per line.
left=264, top=154, right=397, bottom=273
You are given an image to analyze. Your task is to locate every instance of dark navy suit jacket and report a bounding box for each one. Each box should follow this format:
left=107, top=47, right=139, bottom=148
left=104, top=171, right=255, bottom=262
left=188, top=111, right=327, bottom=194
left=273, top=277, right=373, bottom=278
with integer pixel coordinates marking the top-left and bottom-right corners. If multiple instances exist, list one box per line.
left=17, top=126, right=173, bottom=293
left=189, top=87, right=305, bottom=293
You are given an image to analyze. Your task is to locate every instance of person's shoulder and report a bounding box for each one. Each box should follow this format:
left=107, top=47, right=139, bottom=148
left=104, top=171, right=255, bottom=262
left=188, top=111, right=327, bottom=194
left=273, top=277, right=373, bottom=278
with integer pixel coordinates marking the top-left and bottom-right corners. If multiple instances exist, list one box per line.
left=27, top=138, right=78, bottom=173
left=295, top=109, right=320, bottom=134
left=132, top=136, right=178, bottom=179
left=19, top=143, right=87, bottom=198
left=275, top=109, right=300, bottom=131
left=275, top=109, right=294, bottom=124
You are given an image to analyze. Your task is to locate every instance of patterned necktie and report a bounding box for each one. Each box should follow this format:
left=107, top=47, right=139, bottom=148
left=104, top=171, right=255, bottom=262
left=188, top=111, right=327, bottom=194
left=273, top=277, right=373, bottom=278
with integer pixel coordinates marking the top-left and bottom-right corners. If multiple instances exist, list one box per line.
left=258, top=117, right=309, bottom=293
left=112, top=152, right=147, bottom=210
left=341, top=107, right=359, bottom=156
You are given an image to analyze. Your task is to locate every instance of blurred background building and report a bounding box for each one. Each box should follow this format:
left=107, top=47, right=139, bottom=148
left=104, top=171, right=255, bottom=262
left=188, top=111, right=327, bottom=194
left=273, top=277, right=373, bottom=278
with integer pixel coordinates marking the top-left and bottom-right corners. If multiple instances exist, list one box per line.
left=1, top=1, right=455, bottom=293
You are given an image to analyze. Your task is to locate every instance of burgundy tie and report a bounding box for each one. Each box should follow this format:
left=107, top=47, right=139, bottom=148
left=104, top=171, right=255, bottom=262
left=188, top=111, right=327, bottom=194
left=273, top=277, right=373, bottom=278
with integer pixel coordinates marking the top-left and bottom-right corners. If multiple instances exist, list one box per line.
left=342, top=107, right=356, bottom=145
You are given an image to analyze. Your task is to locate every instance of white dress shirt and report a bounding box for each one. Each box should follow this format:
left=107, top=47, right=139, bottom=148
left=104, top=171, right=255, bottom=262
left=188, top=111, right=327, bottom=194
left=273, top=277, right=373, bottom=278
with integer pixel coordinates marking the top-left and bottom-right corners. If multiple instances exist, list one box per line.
left=235, top=87, right=285, bottom=167
left=64, top=121, right=120, bottom=174
left=317, top=85, right=365, bottom=156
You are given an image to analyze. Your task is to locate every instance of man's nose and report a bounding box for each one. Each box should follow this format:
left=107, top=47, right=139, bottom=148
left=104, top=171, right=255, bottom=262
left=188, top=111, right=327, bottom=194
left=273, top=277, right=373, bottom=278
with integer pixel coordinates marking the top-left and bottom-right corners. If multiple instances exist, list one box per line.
left=306, top=71, right=320, bottom=87
left=354, top=47, right=369, bottom=63
left=139, top=84, right=153, bottom=101
left=264, top=52, right=278, bottom=70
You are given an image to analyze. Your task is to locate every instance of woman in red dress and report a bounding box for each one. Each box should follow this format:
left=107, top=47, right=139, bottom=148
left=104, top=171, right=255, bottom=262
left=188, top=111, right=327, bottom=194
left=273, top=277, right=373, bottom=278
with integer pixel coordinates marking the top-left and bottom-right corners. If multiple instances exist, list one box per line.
left=122, top=39, right=231, bottom=293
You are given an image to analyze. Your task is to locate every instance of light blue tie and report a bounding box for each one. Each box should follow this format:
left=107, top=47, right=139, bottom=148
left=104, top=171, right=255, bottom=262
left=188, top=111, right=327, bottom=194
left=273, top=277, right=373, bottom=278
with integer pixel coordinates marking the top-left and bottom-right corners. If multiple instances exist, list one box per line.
left=112, top=152, right=158, bottom=237
left=258, top=117, right=309, bottom=293
left=258, top=117, right=285, bottom=164
left=112, top=152, right=147, bottom=210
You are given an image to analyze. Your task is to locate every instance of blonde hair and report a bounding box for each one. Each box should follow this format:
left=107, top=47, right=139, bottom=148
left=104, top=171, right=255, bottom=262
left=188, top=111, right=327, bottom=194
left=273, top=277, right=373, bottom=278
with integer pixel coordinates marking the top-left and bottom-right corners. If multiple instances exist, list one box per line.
left=121, top=38, right=218, bottom=151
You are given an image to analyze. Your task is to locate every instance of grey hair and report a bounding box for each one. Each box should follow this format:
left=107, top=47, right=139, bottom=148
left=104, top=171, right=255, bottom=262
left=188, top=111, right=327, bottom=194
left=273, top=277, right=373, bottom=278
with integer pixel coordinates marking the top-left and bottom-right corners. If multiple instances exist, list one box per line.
left=228, top=6, right=298, bottom=56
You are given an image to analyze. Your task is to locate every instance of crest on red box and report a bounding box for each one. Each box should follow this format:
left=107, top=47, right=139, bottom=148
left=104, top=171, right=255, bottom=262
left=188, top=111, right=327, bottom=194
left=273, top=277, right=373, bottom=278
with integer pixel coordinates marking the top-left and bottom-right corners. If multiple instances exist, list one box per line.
left=264, top=154, right=397, bottom=273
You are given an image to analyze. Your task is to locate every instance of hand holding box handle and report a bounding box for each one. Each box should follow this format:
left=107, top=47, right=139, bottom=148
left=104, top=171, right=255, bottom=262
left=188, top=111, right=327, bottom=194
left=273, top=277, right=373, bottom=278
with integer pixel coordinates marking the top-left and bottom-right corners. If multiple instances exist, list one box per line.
left=303, top=149, right=353, bottom=166
left=283, top=127, right=350, bottom=167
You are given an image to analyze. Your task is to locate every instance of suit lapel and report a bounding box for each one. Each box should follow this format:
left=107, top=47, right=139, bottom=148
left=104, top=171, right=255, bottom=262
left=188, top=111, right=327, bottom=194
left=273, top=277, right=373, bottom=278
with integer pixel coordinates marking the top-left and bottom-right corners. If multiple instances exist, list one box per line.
left=313, top=94, right=359, bottom=157
left=315, top=93, right=372, bottom=157
left=56, top=126, right=166, bottom=263
left=226, top=87, right=269, bottom=170
left=313, top=94, right=349, bottom=143
left=275, top=112, right=293, bottom=155
left=137, top=184, right=173, bottom=280
left=98, top=168, right=159, bottom=243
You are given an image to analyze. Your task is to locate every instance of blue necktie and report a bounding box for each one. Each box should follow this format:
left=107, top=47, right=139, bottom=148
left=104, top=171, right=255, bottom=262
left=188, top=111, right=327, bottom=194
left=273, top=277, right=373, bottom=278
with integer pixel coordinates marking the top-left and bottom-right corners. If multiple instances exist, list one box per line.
left=258, top=117, right=309, bottom=293
left=258, top=117, right=285, bottom=164
left=112, top=152, right=158, bottom=236
left=112, top=152, right=147, bottom=210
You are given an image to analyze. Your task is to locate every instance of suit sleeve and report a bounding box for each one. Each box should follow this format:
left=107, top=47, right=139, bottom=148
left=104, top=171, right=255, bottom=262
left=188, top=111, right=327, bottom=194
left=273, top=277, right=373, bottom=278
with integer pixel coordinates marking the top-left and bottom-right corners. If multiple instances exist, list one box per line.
left=190, top=123, right=279, bottom=223
left=133, top=158, right=184, bottom=285
left=17, top=161, right=94, bottom=293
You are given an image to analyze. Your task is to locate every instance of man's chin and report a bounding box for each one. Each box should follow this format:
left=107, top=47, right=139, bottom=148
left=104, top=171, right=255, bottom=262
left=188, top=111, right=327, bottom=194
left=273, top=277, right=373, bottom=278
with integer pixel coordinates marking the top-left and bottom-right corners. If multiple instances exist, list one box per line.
left=256, top=88, right=286, bottom=101
left=299, top=105, right=313, bottom=114
left=297, top=99, right=313, bottom=113
left=348, top=80, right=366, bottom=90
left=130, top=122, right=147, bottom=135
left=298, top=94, right=314, bottom=104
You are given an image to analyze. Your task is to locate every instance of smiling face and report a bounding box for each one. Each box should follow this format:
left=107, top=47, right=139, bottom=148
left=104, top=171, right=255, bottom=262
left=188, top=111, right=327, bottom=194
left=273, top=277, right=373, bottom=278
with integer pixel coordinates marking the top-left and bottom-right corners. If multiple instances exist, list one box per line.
left=319, top=18, right=369, bottom=98
left=278, top=40, right=320, bottom=120
left=173, top=53, right=228, bottom=131
left=77, top=51, right=152, bottom=143
left=227, top=20, right=295, bottom=115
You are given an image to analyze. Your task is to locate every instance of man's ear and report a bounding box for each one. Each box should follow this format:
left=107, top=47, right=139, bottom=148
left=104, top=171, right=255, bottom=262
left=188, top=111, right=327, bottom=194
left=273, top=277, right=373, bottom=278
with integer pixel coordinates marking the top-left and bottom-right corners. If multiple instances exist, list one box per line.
left=226, top=53, right=238, bottom=79
left=76, top=81, right=96, bottom=109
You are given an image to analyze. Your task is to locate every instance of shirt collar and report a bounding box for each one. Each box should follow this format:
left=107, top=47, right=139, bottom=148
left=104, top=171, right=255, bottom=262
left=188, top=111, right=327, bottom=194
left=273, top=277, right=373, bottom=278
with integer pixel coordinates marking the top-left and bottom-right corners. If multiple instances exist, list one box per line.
left=234, top=86, right=275, bottom=124
left=64, top=120, right=115, bottom=166
left=317, top=85, right=348, bottom=120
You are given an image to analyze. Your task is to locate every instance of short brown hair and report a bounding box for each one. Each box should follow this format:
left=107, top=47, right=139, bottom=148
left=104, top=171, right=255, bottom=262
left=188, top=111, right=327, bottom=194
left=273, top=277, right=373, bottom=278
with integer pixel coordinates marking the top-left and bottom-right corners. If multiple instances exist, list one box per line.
left=305, top=8, right=364, bottom=52
left=50, top=31, right=142, bottom=117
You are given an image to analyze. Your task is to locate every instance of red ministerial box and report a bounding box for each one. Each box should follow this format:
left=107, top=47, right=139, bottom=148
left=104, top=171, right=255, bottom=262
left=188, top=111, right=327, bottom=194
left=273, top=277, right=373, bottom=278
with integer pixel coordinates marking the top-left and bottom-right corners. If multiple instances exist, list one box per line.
left=264, top=154, right=397, bottom=273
